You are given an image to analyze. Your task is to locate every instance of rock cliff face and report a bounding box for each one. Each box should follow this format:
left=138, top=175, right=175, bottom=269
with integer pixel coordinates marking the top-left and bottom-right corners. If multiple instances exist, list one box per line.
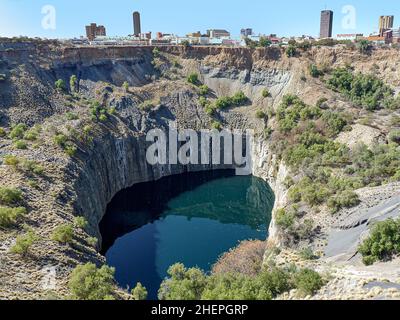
left=2, top=41, right=399, bottom=299
left=1, top=42, right=297, bottom=298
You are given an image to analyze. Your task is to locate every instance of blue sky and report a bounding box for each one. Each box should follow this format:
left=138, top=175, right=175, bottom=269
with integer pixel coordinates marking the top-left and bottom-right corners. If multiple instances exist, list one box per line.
left=0, top=0, right=399, bottom=38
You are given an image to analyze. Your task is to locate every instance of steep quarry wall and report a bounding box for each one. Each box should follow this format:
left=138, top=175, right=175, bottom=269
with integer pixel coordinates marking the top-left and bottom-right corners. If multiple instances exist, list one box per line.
left=70, top=132, right=239, bottom=243
left=0, top=43, right=301, bottom=298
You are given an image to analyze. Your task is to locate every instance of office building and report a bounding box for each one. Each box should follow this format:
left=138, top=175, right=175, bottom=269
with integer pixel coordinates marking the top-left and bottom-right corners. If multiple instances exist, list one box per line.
left=133, top=11, right=141, bottom=36
left=379, top=16, right=394, bottom=31
left=320, top=10, right=333, bottom=38
left=241, top=28, right=253, bottom=37
left=85, top=23, right=106, bottom=41
left=207, top=29, right=231, bottom=39
left=379, top=15, right=394, bottom=35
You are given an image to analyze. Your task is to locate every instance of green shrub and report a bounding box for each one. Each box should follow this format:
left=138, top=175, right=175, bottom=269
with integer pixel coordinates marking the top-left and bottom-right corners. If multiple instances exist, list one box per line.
left=52, top=224, right=74, bottom=244
left=388, top=130, right=400, bottom=144
left=259, top=37, right=272, bottom=47
left=68, top=263, right=116, bottom=300
left=357, top=40, right=372, bottom=54
left=55, top=79, right=66, bottom=91
left=0, top=127, right=6, bottom=137
left=14, top=140, right=27, bottom=150
left=384, top=95, right=400, bottom=110
left=4, top=155, right=44, bottom=175
left=74, top=216, right=88, bottom=229
left=321, top=111, right=348, bottom=136
left=286, top=45, right=297, bottom=57
left=98, top=114, right=107, bottom=122
left=66, top=112, right=79, bottom=121
left=132, top=283, right=148, bottom=300
left=211, top=121, right=222, bottom=130
left=327, top=68, right=393, bottom=111
left=316, top=97, right=328, bottom=108
left=294, top=269, right=324, bottom=296
left=3, top=155, right=19, bottom=166
left=215, top=92, right=248, bottom=110
left=54, top=134, right=68, bottom=147
left=231, top=91, right=248, bottom=106
left=158, top=263, right=207, bottom=300
left=159, top=263, right=297, bottom=300
left=276, top=98, right=321, bottom=133
left=358, top=218, right=400, bottom=265
left=10, top=230, right=39, bottom=256
left=215, top=96, right=232, bottom=110
left=202, top=269, right=291, bottom=300
left=70, top=75, right=77, bottom=92
left=256, top=110, right=267, bottom=119
left=309, top=65, right=323, bottom=78
left=0, top=187, right=22, bottom=205
left=122, top=81, right=129, bottom=92
left=0, top=206, right=26, bottom=228
left=139, top=99, right=159, bottom=111
left=199, top=85, right=209, bottom=96
left=299, top=248, right=317, bottom=260
left=187, top=73, right=199, bottom=85
left=87, top=237, right=98, bottom=248
left=262, top=89, right=270, bottom=98
left=108, top=107, right=116, bottom=115
left=327, top=190, right=360, bottom=213
left=64, top=144, right=76, bottom=157
left=9, top=124, right=27, bottom=140
left=275, top=208, right=295, bottom=230
left=23, top=132, right=37, bottom=141
left=17, top=158, right=44, bottom=175
left=152, top=47, right=160, bottom=57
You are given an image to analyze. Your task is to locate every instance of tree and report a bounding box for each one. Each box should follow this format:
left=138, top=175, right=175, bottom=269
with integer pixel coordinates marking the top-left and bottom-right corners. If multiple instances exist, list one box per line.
left=158, top=263, right=208, bottom=300
left=244, top=38, right=258, bottom=49
left=132, top=283, right=148, bottom=300
left=286, top=45, right=297, bottom=57
left=309, top=65, right=322, bottom=78
left=259, top=37, right=272, bottom=48
left=358, top=218, right=400, bottom=265
left=357, top=40, right=372, bottom=54
left=68, top=263, right=116, bottom=300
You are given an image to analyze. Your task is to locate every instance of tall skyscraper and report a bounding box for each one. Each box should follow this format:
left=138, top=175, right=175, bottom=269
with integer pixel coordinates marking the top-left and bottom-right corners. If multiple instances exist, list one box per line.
left=133, top=11, right=141, bottom=36
left=320, top=10, right=333, bottom=39
left=379, top=16, right=394, bottom=34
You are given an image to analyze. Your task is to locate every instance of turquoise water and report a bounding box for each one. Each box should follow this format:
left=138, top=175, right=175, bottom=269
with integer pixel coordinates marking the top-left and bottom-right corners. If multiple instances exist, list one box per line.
left=100, top=170, right=274, bottom=299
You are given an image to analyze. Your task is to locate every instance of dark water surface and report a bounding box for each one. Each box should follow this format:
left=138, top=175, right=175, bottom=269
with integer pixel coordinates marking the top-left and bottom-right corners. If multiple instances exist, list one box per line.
left=100, top=170, right=274, bottom=299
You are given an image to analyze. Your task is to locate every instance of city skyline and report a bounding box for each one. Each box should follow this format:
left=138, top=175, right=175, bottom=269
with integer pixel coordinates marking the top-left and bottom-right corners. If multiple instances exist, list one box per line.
left=1, top=0, right=400, bottom=39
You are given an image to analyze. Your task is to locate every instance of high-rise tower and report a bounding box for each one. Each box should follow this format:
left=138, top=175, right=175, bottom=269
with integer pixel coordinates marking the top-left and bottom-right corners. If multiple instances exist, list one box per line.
left=320, top=10, right=333, bottom=39
left=133, top=11, right=141, bottom=37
